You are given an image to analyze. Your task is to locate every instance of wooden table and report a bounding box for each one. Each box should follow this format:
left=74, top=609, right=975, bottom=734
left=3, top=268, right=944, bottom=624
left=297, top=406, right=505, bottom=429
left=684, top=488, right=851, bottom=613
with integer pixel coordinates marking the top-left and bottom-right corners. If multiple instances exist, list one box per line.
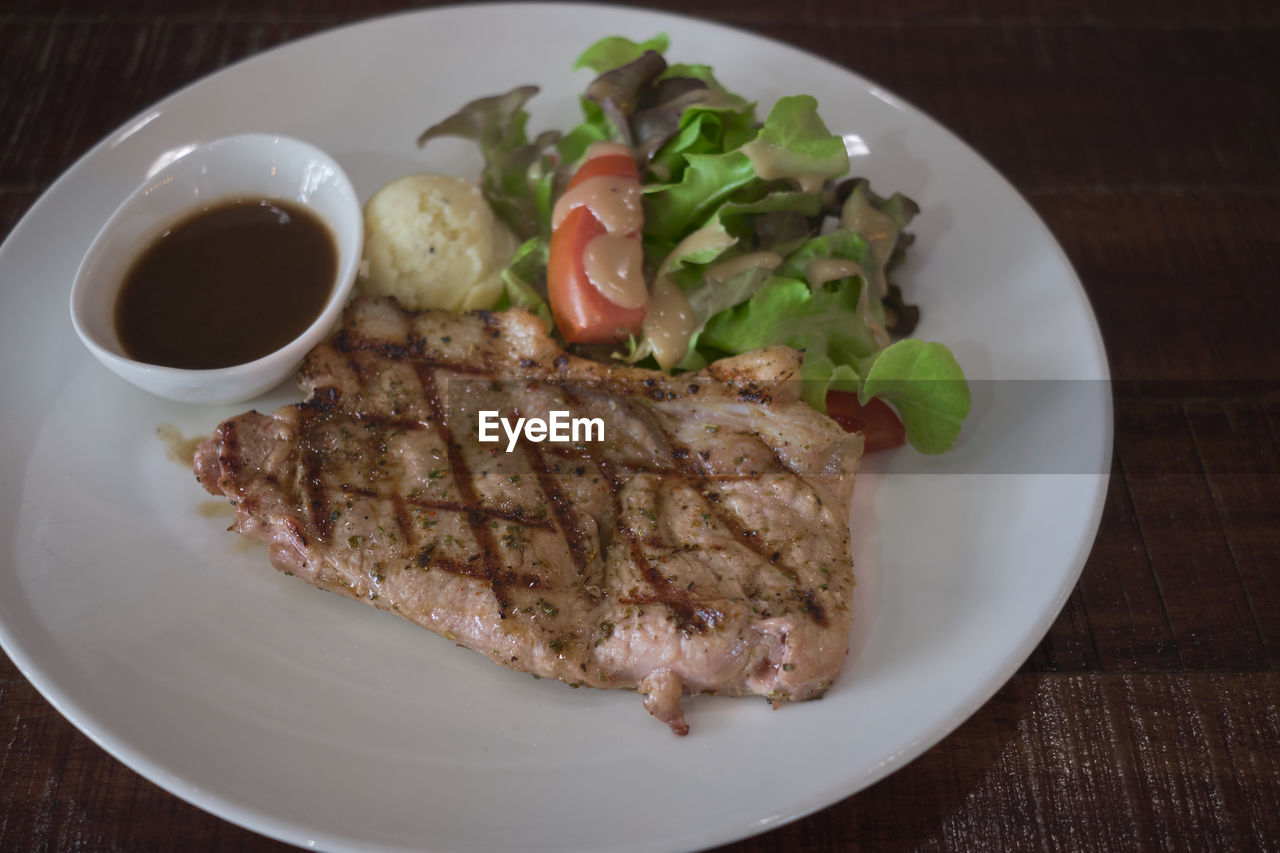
left=3, top=1, right=1277, bottom=849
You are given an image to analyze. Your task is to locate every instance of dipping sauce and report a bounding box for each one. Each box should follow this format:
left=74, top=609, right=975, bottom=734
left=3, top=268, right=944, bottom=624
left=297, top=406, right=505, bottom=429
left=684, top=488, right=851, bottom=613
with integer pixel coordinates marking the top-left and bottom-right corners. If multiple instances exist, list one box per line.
left=115, top=198, right=337, bottom=369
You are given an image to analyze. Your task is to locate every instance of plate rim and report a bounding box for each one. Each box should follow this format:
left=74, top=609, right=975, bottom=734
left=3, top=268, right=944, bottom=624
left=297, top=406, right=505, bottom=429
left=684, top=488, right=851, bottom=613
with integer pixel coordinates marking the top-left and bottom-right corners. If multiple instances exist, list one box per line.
left=0, top=4, right=1114, bottom=850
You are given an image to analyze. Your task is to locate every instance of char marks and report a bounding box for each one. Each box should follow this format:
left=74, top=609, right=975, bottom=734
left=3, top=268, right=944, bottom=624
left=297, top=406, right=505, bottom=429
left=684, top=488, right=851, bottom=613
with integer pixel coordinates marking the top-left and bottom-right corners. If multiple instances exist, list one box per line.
left=695, top=482, right=801, bottom=587
left=298, top=345, right=824, bottom=630
left=333, top=326, right=493, bottom=376
left=596, top=458, right=724, bottom=635
left=405, top=495, right=553, bottom=530
left=215, top=419, right=244, bottom=487
left=599, top=391, right=818, bottom=625
left=426, top=554, right=544, bottom=592
left=523, top=442, right=593, bottom=576
left=413, top=363, right=516, bottom=618
left=194, top=298, right=862, bottom=730
left=552, top=380, right=825, bottom=629
left=389, top=492, right=414, bottom=548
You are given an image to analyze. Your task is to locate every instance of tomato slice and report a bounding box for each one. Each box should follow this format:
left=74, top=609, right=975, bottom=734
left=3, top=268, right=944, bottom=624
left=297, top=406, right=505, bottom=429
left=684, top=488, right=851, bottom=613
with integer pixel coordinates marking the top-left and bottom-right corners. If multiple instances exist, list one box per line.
left=547, top=205, right=646, bottom=343
left=825, top=391, right=906, bottom=452
left=548, top=149, right=646, bottom=344
left=567, top=153, right=637, bottom=188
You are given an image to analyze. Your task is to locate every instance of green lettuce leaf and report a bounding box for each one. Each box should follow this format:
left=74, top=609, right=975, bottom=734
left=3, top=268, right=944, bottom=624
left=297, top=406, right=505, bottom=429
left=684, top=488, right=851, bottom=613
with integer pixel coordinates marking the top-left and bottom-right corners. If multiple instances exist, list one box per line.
left=859, top=340, right=971, bottom=453
left=642, top=151, right=759, bottom=246
left=422, top=34, right=970, bottom=454
left=634, top=189, right=825, bottom=362
left=648, top=102, right=757, bottom=185
left=496, top=237, right=553, bottom=331
left=699, top=273, right=968, bottom=450
left=573, top=34, right=670, bottom=73
left=738, top=95, right=849, bottom=190
left=642, top=94, right=845, bottom=248
left=774, top=228, right=870, bottom=279
left=557, top=96, right=617, bottom=164
left=701, top=276, right=884, bottom=409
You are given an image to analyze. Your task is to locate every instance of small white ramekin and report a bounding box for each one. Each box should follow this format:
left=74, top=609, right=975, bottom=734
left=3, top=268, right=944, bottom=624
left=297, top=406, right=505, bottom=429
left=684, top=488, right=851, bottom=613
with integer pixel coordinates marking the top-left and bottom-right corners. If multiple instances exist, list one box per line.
left=70, top=132, right=362, bottom=404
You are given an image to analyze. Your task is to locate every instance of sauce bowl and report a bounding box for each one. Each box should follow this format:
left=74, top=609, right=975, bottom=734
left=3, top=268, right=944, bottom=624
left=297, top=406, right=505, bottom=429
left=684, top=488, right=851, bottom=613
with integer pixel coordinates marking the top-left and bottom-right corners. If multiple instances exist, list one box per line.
left=70, top=133, right=362, bottom=404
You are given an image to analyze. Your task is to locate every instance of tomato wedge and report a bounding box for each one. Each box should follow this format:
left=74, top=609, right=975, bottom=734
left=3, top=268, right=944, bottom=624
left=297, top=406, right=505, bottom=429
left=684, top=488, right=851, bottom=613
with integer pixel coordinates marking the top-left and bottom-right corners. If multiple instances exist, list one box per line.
left=568, top=152, right=636, bottom=187
left=547, top=146, right=646, bottom=343
left=825, top=391, right=906, bottom=452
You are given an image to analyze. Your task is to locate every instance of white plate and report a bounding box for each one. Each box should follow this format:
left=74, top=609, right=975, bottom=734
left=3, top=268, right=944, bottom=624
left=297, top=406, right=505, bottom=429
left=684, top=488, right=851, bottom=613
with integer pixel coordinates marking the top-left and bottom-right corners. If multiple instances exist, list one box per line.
left=0, top=5, right=1111, bottom=851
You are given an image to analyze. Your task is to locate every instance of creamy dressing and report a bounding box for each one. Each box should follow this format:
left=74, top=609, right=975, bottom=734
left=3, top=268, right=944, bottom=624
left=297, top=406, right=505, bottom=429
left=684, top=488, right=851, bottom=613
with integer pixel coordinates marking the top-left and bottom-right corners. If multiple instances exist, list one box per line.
left=805, top=257, right=862, bottom=289
left=803, top=257, right=890, bottom=348
left=666, top=225, right=737, bottom=262
left=552, top=143, right=649, bottom=312
left=836, top=187, right=903, bottom=347
left=739, top=139, right=831, bottom=193
left=639, top=228, right=739, bottom=368
left=582, top=233, right=647, bottom=309
left=643, top=276, right=697, bottom=370
left=858, top=284, right=891, bottom=350
left=841, top=189, right=899, bottom=297
left=550, top=175, right=643, bottom=234
left=705, top=251, right=783, bottom=287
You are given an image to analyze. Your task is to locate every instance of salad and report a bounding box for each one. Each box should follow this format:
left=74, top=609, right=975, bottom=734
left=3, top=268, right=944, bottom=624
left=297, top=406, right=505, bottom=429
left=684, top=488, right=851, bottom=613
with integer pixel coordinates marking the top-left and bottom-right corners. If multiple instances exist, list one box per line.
left=419, top=34, right=970, bottom=453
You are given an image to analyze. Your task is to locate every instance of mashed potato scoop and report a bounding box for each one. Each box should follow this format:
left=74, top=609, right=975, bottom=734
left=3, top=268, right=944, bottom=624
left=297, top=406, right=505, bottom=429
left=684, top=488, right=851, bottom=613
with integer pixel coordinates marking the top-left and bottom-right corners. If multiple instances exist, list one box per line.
left=358, top=174, right=517, bottom=312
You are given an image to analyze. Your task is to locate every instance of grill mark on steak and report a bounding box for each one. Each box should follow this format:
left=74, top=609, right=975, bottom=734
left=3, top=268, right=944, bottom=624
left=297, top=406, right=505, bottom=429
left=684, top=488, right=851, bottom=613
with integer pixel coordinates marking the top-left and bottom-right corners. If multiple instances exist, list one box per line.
left=301, top=439, right=333, bottom=540
left=800, top=588, right=828, bottom=628
left=562, top=382, right=801, bottom=630
left=413, top=363, right=514, bottom=619
left=534, top=456, right=788, bottom=484
left=618, top=394, right=679, bottom=459
left=295, top=392, right=342, bottom=541
left=622, top=412, right=804, bottom=592
left=617, top=593, right=724, bottom=633
left=596, top=457, right=723, bottom=635
left=754, top=430, right=791, bottom=474
left=656, top=436, right=806, bottom=591
left=695, top=481, right=802, bottom=588
left=216, top=419, right=243, bottom=486
left=334, top=327, right=494, bottom=377
left=559, top=389, right=791, bottom=597
left=403, top=495, right=554, bottom=530
left=640, top=546, right=732, bottom=594
left=300, top=385, right=343, bottom=415
left=427, top=554, right=545, bottom=592
left=522, top=442, right=592, bottom=576
left=389, top=492, right=414, bottom=548
left=282, top=516, right=308, bottom=548
left=195, top=298, right=864, bottom=735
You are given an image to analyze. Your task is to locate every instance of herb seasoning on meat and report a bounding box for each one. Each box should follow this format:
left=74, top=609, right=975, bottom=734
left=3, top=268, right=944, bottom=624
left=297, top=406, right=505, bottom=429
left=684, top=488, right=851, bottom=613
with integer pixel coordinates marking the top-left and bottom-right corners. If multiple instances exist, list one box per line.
left=115, top=198, right=336, bottom=369
left=195, top=297, right=864, bottom=735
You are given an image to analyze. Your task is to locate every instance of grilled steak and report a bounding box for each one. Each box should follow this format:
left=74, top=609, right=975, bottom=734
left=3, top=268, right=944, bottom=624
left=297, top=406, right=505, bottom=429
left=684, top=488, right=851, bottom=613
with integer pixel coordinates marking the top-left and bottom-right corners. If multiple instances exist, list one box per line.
left=195, top=296, right=863, bottom=734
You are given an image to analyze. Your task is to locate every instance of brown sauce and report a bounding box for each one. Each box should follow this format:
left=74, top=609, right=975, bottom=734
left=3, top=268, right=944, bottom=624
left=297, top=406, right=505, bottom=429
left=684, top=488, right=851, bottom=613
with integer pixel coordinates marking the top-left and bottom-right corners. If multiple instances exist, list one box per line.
left=155, top=422, right=207, bottom=466
left=115, top=197, right=336, bottom=369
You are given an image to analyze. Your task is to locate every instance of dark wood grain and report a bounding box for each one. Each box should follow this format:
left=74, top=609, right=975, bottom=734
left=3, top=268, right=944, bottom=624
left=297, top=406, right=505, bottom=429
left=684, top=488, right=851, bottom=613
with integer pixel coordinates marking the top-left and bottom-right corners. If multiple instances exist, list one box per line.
left=2, top=0, right=1278, bottom=850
